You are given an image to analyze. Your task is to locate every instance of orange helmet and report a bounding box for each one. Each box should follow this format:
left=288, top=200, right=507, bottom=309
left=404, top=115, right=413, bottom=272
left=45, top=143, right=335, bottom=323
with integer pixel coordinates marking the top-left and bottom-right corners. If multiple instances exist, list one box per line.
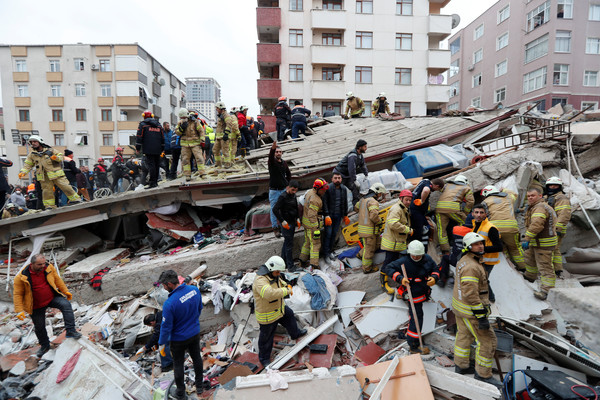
left=142, top=110, right=154, bottom=118
left=313, top=178, right=329, bottom=191
left=399, top=189, right=413, bottom=198
left=278, top=96, right=287, bottom=101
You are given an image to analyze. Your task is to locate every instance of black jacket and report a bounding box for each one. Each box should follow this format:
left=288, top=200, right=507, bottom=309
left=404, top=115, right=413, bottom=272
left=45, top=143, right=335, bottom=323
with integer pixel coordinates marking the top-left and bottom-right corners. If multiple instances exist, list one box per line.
left=382, top=255, right=439, bottom=300
left=333, top=149, right=368, bottom=181
left=63, top=159, right=80, bottom=185
left=274, top=101, right=292, bottom=120
left=0, top=158, right=13, bottom=192
left=145, top=310, right=163, bottom=350
left=268, top=146, right=291, bottom=190
left=136, top=118, right=165, bottom=155
left=272, top=190, right=299, bottom=225
left=323, top=184, right=348, bottom=218
left=291, top=106, right=311, bottom=123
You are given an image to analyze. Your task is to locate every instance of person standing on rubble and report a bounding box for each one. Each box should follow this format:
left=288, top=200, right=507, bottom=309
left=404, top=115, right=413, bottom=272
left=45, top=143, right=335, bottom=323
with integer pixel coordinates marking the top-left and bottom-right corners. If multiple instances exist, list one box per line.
left=214, top=102, right=236, bottom=168
left=157, top=270, right=204, bottom=399
left=409, top=178, right=444, bottom=253
left=136, top=111, right=165, bottom=188
left=93, top=158, right=110, bottom=189
left=333, top=139, right=369, bottom=206
left=544, top=177, right=571, bottom=278
left=356, top=183, right=388, bottom=274
left=268, top=141, right=292, bottom=238
left=437, top=216, right=474, bottom=287
left=300, top=178, right=329, bottom=269
left=471, top=204, right=502, bottom=303
left=141, top=311, right=173, bottom=372
left=344, top=92, right=365, bottom=118
left=372, top=92, right=391, bottom=116
left=273, top=180, right=301, bottom=271
left=290, top=100, right=311, bottom=139
left=382, top=241, right=438, bottom=353
left=522, top=187, right=558, bottom=300
left=274, top=96, right=292, bottom=141
left=252, top=256, right=307, bottom=367
left=481, top=185, right=527, bottom=271
left=175, top=109, right=205, bottom=181
left=13, top=254, right=81, bottom=358
left=435, top=174, right=474, bottom=254
left=322, top=173, right=351, bottom=263
left=110, top=146, right=127, bottom=193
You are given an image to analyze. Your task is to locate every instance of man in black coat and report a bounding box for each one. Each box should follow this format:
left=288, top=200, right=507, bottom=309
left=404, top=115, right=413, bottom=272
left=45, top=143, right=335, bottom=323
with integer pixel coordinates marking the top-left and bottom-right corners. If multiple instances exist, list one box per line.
left=272, top=180, right=300, bottom=270
left=136, top=111, right=165, bottom=188
left=322, top=172, right=350, bottom=261
left=0, top=157, right=13, bottom=210
left=274, top=97, right=292, bottom=141
left=141, top=311, right=173, bottom=371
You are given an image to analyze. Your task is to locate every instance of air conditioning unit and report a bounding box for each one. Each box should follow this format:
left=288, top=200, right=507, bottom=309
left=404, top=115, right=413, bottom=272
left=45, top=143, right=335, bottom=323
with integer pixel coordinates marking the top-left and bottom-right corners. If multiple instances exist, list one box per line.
left=467, top=65, right=474, bottom=71
left=148, top=98, right=156, bottom=105
left=91, top=64, right=98, bottom=71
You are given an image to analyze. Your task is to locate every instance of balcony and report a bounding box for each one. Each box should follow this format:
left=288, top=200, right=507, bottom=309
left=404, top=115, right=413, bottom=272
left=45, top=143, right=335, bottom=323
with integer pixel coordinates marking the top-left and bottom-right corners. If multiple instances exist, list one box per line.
left=311, top=9, right=347, bottom=30
left=96, top=71, right=113, bottom=82
left=49, top=122, right=65, bottom=132
left=256, top=7, right=281, bottom=30
left=46, top=72, right=62, bottom=82
left=115, top=71, right=139, bottom=81
left=257, top=43, right=281, bottom=65
left=426, top=84, right=449, bottom=103
left=14, top=97, right=30, bottom=107
left=117, top=121, right=139, bottom=130
left=427, top=49, right=450, bottom=72
left=97, top=96, right=114, bottom=107
left=428, top=14, right=452, bottom=38
left=257, top=79, right=281, bottom=99
left=99, top=121, right=115, bottom=131
left=152, top=104, right=162, bottom=119
left=311, top=45, right=346, bottom=65
left=16, top=122, right=32, bottom=131
left=117, top=96, right=148, bottom=109
left=100, top=146, right=116, bottom=156
left=170, top=94, right=177, bottom=107
left=48, top=97, right=64, bottom=107
left=311, top=80, right=346, bottom=99
left=13, top=72, right=28, bottom=82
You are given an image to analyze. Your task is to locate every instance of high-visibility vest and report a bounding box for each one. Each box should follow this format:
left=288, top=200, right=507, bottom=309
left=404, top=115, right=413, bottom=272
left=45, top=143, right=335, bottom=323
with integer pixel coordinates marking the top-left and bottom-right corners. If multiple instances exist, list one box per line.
left=472, top=219, right=500, bottom=265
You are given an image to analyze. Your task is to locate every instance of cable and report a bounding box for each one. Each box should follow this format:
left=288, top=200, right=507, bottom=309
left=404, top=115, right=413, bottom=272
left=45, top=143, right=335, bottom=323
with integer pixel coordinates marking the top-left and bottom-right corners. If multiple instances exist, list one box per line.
left=571, top=384, right=598, bottom=400
left=502, top=369, right=533, bottom=400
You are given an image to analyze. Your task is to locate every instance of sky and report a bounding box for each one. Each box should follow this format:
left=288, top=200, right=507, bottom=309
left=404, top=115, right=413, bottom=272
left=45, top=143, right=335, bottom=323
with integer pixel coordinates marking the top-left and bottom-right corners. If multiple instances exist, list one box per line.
left=0, top=0, right=498, bottom=117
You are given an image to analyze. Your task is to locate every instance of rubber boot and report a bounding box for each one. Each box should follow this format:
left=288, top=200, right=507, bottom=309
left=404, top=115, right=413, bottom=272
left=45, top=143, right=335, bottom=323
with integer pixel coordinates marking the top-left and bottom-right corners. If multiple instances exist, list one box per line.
left=474, top=372, right=503, bottom=389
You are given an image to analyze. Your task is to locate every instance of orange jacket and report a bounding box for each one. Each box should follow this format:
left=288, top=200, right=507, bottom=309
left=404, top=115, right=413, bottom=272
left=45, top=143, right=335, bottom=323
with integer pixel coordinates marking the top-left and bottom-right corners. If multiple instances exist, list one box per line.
left=13, top=264, right=71, bottom=315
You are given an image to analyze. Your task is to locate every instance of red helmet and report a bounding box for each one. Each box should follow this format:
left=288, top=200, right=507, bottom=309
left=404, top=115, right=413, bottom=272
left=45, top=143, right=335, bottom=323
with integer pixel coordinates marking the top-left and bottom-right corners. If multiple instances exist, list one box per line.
left=399, top=189, right=413, bottom=198
left=142, top=110, right=154, bottom=119
left=313, top=178, right=329, bottom=191
left=278, top=96, right=287, bottom=101
left=257, top=116, right=262, bottom=119
left=116, top=147, right=123, bottom=152
left=97, top=157, right=104, bottom=162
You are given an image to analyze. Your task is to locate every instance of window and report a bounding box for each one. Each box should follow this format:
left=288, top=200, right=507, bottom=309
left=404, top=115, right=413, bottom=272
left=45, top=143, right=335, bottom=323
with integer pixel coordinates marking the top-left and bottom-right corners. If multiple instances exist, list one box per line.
left=473, top=48, right=483, bottom=64
left=450, top=59, right=460, bottom=77
left=396, top=0, right=412, bottom=15
left=102, top=134, right=114, bottom=146
left=75, top=83, right=86, bottom=96
left=101, top=109, right=112, bottom=121
left=323, top=33, right=342, bottom=46
left=495, top=87, right=506, bottom=103
left=498, top=5, right=510, bottom=23
left=553, top=64, right=569, bottom=85
left=54, top=134, right=65, bottom=146
left=495, top=60, right=507, bottom=77
left=395, top=68, right=411, bottom=85
left=525, top=34, right=549, bottom=63
left=355, top=66, right=372, bottom=83
left=15, top=60, right=27, bottom=72
left=526, top=1, right=550, bottom=32
left=584, top=71, right=599, bottom=87
left=322, top=67, right=342, bottom=81
left=290, top=0, right=302, bottom=11
left=356, top=32, right=373, bottom=49
left=323, top=0, right=342, bottom=10
left=51, top=85, right=62, bottom=97
left=75, top=132, right=88, bottom=146
left=552, top=98, right=567, bottom=107
left=17, top=85, right=28, bottom=97
left=447, top=103, right=459, bottom=111
left=556, top=31, right=571, bottom=53
left=78, top=158, right=90, bottom=167
left=395, top=33, right=412, bottom=50
left=289, top=29, right=303, bottom=47
left=52, top=110, right=63, bottom=122
left=557, top=0, right=572, bottom=18
left=450, top=81, right=460, bottom=97
left=472, top=97, right=481, bottom=108
left=473, top=73, right=482, bottom=87
left=586, top=38, right=600, bottom=54
left=290, top=64, right=303, bottom=81
left=394, top=102, right=411, bottom=117
left=450, top=38, right=460, bottom=55
left=523, top=66, right=547, bottom=94
left=74, top=58, right=84, bottom=71
left=363, top=101, right=372, bottom=116
left=49, top=60, right=60, bottom=72
left=474, top=24, right=484, bottom=40
left=76, top=109, right=87, bottom=121
left=322, top=102, right=342, bottom=116
left=356, top=0, right=372, bottom=14
left=590, top=4, right=600, bottom=20
left=100, top=84, right=111, bottom=97
left=99, top=59, right=111, bottom=72
left=496, top=32, right=509, bottom=50
left=19, top=110, right=30, bottom=122
left=582, top=101, right=598, bottom=111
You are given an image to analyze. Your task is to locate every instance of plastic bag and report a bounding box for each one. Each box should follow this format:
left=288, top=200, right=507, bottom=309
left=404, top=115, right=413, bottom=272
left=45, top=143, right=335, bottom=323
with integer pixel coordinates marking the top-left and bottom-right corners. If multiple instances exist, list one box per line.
left=267, top=369, right=288, bottom=391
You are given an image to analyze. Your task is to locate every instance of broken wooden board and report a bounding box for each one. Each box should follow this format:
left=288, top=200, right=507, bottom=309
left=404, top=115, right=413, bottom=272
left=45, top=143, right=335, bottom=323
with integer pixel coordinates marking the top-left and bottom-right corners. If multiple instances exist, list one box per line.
left=355, top=342, right=386, bottom=366
left=424, top=363, right=501, bottom=400
left=218, top=363, right=253, bottom=385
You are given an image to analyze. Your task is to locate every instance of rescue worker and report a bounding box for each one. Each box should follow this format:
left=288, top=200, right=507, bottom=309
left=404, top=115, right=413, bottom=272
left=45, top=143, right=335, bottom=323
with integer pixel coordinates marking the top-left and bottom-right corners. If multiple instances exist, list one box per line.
left=228, top=110, right=242, bottom=164
left=438, top=216, right=474, bottom=287
left=175, top=109, right=205, bottom=181
left=252, top=256, right=306, bottom=367
left=372, top=92, right=391, bottom=116
left=471, top=204, right=503, bottom=303
left=205, top=124, right=215, bottom=165
left=18, top=135, right=81, bottom=209
left=136, top=110, right=165, bottom=188
left=333, top=139, right=369, bottom=206
left=274, top=96, right=292, bottom=141
left=168, top=121, right=182, bottom=180
left=290, top=100, right=311, bottom=139
left=344, top=92, right=365, bottom=118
left=436, top=174, right=474, bottom=253
left=2, top=203, right=25, bottom=219
left=382, top=240, right=439, bottom=353
left=272, top=180, right=301, bottom=271
left=110, top=146, right=126, bottom=193
left=452, top=232, right=500, bottom=387
left=322, top=173, right=351, bottom=262
left=380, top=189, right=413, bottom=294
left=214, top=102, right=236, bottom=168
left=545, top=177, right=572, bottom=277
left=238, top=105, right=253, bottom=154
left=300, top=178, right=329, bottom=270
left=356, top=183, right=388, bottom=274
left=409, top=178, right=444, bottom=253
left=125, top=158, right=142, bottom=186
left=481, top=185, right=527, bottom=271
left=93, top=158, right=110, bottom=189
left=255, top=116, right=265, bottom=148
left=522, top=187, right=558, bottom=300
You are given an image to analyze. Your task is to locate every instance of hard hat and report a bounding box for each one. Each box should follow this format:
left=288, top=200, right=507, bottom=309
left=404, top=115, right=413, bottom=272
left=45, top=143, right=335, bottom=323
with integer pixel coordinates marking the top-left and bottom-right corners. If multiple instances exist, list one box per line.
left=27, top=135, right=45, bottom=145
left=5, top=203, right=16, bottom=209
left=399, top=189, right=413, bottom=198
left=116, top=147, right=123, bottom=152
left=142, top=110, right=154, bottom=119
left=246, top=116, right=252, bottom=120
left=407, top=240, right=425, bottom=256
left=370, top=182, right=388, bottom=194
left=545, top=176, right=563, bottom=186
left=265, top=255, right=286, bottom=272
left=454, top=174, right=469, bottom=185
left=313, top=178, right=329, bottom=191
left=463, top=232, right=485, bottom=250
left=240, top=105, right=249, bottom=111
left=378, top=92, right=387, bottom=98
left=231, top=107, right=239, bottom=113
left=97, top=157, right=104, bottom=162
left=215, top=102, right=226, bottom=110
left=178, top=108, right=189, bottom=118
left=481, top=185, right=499, bottom=197
left=278, top=96, right=287, bottom=101
left=346, top=91, right=354, bottom=99
left=257, top=115, right=262, bottom=119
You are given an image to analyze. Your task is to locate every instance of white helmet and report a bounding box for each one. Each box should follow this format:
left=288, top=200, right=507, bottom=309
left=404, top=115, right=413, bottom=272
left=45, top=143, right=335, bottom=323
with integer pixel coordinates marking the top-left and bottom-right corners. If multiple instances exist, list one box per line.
left=215, top=102, right=226, bottom=110
left=5, top=203, right=16, bottom=209
left=370, top=182, right=388, bottom=194
left=178, top=108, right=189, bottom=118
left=28, top=135, right=45, bottom=145
left=463, top=232, right=485, bottom=250
left=454, top=174, right=469, bottom=185
left=545, top=177, right=563, bottom=187
left=481, top=185, right=500, bottom=197
left=265, top=256, right=286, bottom=272
left=240, top=105, right=249, bottom=111
left=407, top=240, right=425, bottom=256
left=346, top=91, right=354, bottom=99
left=378, top=92, right=387, bottom=98
left=231, top=107, right=239, bottom=113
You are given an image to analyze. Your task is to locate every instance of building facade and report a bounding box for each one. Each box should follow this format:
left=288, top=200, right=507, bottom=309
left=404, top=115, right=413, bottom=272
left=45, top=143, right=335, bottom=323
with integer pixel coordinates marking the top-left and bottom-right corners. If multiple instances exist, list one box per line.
left=256, top=0, right=453, bottom=132
left=0, top=43, right=186, bottom=183
left=185, top=77, right=221, bottom=126
left=446, top=0, right=600, bottom=112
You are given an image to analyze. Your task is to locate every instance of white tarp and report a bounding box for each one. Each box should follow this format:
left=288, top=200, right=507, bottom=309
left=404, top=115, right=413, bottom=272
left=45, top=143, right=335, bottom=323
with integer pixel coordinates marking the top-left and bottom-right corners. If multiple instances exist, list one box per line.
left=559, top=169, right=600, bottom=210
left=357, top=170, right=408, bottom=194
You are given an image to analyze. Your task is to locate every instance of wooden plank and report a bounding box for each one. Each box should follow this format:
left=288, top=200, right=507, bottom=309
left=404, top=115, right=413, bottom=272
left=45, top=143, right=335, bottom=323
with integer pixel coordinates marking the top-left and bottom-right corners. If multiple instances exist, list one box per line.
left=369, top=355, right=400, bottom=400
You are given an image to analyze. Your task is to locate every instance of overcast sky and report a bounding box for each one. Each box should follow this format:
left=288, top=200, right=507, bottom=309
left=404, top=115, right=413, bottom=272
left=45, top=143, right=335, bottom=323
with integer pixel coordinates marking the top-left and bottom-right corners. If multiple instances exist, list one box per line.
left=0, top=0, right=497, bottom=117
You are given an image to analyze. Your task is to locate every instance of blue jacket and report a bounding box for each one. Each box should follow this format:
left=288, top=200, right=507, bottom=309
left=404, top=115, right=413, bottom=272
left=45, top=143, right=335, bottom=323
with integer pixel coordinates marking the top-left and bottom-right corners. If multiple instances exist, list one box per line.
left=159, top=284, right=203, bottom=344
left=164, top=129, right=173, bottom=152
left=170, top=130, right=181, bottom=150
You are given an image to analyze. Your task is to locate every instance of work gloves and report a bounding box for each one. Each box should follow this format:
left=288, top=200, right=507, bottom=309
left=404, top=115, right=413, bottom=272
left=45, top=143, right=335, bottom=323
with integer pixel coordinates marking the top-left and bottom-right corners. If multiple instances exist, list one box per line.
left=324, top=216, right=332, bottom=226
left=521, top=241, right=530, bottom=250
left=129, top=170, right=134, bottom=175
left=296, top=219, right=302, bottom=228
left=43, top=150, right=54, bottom=157
left=223, top=133, right=229, bottom=141
left=287, top=285, right=293, bottom=296
left=477, top=317, right=490, bottom=330
left=343, top=216, right=350, bottom=225
left=159, top=344, right=167, bottom=357
left=135, top=347, right=145, bottom=356
left=180, top=122, right=189, bottom=132
left=50, top=155, right=58, bottom=161
left=413, top=199, right=422, bottom=206
left=18, top=172, right=27, bottom=179
left=160, top=152, right=165, bottom=158
left=16, top=311, right=26, bottom=321
left=395, top=275, right=410, bottom=286
left=408, top=228, right=414, bottom=236
left=427, top=277, right=436, bottom=287
left=282, top=221, right=290, bottom=230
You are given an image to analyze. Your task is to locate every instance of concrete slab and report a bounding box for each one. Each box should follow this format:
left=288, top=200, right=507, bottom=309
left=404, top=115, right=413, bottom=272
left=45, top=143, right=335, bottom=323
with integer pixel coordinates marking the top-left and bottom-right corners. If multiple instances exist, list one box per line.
left=62, top=227, right=102, bottom=253
left=335, top=290, right=365, bottom=327
left=424, top=363, right=501, bottom=400
left=63, top=248, right=129, bottom=281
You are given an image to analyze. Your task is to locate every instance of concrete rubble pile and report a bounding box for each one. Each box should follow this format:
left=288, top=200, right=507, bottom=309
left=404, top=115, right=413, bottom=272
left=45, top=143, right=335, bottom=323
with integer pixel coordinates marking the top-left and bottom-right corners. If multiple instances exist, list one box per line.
left=0, top=106, right=599, bottom=399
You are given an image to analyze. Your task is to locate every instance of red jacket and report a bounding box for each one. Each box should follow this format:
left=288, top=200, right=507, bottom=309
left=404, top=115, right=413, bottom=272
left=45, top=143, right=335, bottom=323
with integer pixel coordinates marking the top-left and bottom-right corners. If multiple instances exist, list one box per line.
left=236, top=112, right=247, bottom=129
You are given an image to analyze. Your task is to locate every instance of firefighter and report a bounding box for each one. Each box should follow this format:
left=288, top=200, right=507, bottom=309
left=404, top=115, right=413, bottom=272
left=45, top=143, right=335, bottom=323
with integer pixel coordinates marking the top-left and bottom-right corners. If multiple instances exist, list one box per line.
left=382, top=240, right=439, bottom=353
left=214, top=102, right=237, bottom=168
left=409, top=178, right=444, bottom=253
left=300, top=178, right=328, bottom=270
left=18, top=136, right=81, bottom=209
left=452, top=232, right=501, bottom=387
left=471, top=204, right=502, bottom=303
left=372, top=92, right=391, bottom=116
left=545, top=177, right=571, bottom=278
left=435, top=174, right=474, bottom=253
left=481, top=185, right=527, bottom=271
left=344, top=92, right=365, bottom=118
left=438, top=216, right=474, bottom=287
left=522, top=187, right=558, bottom=300
left=136, top=111, right=165, bottom=188
left=93, top=158, right=110, bottom=189
left=356, top=183, right=388, bottom=274
left=274, top=96, right=292, bottom=141
left=175, top=109, right=205, bottom=181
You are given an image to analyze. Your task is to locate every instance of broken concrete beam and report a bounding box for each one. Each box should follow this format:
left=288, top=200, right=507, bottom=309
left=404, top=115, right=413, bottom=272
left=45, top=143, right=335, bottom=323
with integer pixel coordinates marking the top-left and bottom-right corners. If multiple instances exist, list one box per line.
left=63, top=248, right=130, bottom=281
left=424, top=363, right=501, bottom=400
left=62, top=227, right=102, bottom=253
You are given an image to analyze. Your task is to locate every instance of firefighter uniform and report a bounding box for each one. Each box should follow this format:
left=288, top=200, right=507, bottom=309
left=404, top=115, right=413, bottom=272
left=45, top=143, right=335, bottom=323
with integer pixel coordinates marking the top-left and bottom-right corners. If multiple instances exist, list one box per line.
left=176, top=119, right=205, bottom=177
left=229, top=121, right=241, bottom=162
left=380, top=199, right=411, bottom=294
left=436, top=182, right=474, bottom=252
left=483, top=190, right=527, bottom=270
left=345, top=97, right=365, bottom=118
left=214, top=114, right=237, bottom=167
left=523, top=199, right=558, bottom=293
left=20, top=149, right=80, bottom=209
left=357, top=195, right=382, bottom=273
left=547, top=191, right=571, bottom=274
left=372, top=99, right=391, bottom=116
left=452, top=251, right=497, bottom=379
left=300, top=189, right=323, bottom=266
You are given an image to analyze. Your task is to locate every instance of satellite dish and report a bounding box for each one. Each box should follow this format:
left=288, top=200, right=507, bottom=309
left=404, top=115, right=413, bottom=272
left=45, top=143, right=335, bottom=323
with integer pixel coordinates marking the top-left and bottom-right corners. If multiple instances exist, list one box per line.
left=451, top=14, right=461, bottom=29
left=159, top=78, right=166, bottom=86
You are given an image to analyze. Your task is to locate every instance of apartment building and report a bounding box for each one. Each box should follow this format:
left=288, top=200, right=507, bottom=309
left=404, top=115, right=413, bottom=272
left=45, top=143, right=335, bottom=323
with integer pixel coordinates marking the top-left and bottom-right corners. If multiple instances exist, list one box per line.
left=185, top=77, right=221, bottom=126
left=0, top=43, right=186, bottom=182
left=446, top=0, right=600, bottom=112
left=0, top=108, right=5, bottom=157
left=256, top=0, right=453, bottom=132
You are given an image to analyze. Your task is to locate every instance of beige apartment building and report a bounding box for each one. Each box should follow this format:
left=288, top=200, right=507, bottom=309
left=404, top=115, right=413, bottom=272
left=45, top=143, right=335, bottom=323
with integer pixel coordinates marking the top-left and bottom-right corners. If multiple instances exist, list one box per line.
left=0, top=43, right=185, bottom=183
left=446, top=0, right=600, bottom=112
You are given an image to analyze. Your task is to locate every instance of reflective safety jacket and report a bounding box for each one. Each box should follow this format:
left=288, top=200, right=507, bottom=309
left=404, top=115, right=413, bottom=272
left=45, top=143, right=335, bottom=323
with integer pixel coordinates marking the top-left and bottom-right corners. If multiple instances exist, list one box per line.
left=302, top=189, right=322, bottom=230
left=436, top=182, right=474, bottom=214
left=382, top=254, right=439, bottom=302
left=345, top=97, right=365, bottom=116
left=372, top=99, right=390, bottom=116
left=547, top=192, right=571, bottom=235
left=207, top=127, right=215, bottom=144
left=252, top=265, right=291, bottom=325
left=524, top=199, right=557, bottom=248
left=482, top=191, right=519, bottom=233
left=176, top=119, right=205, bottom=147
left=381, top=201, right=411, bottom=252
left=20, top=148, right=65, bottom=182
left=472, top=218, right=500, bottom=266
left=215, top=114, right=240, bottom=140
left=452, top=252, right=490, bottom=319
left=357, top=195, right=381, bottom=237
